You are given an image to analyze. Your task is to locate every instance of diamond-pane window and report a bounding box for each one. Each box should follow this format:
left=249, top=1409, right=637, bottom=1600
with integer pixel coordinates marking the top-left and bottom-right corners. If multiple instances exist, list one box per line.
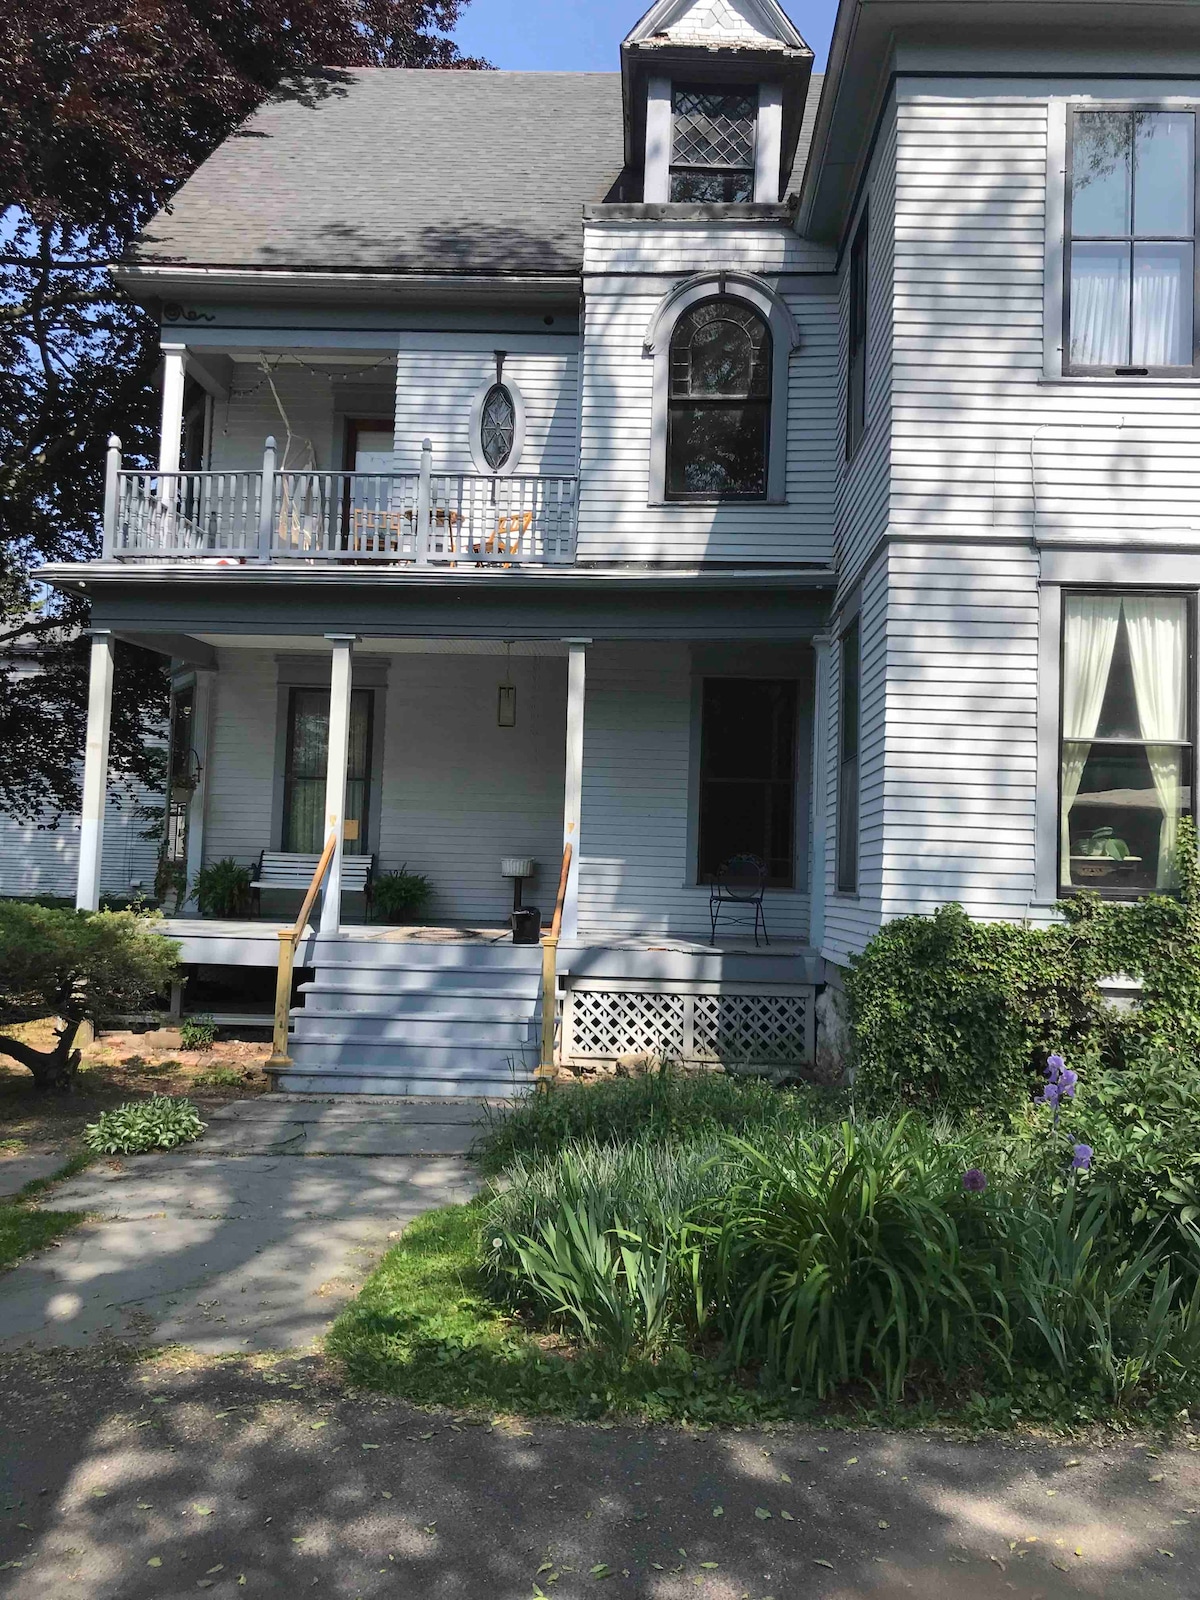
left=670, top=84, right=756, bottom=204
left=480, top=383, right=516, bottom=470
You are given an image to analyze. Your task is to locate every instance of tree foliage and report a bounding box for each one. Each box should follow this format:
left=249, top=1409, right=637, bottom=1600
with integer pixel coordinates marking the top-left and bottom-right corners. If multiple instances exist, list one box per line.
left=0, top=0, right=487, bottom=819
left=0, top=901, right=181, bottom=1091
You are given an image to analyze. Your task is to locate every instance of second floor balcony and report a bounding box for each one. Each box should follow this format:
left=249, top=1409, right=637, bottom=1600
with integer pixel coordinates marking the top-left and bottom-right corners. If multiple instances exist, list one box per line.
left=102, top=436, right=578, bottom=568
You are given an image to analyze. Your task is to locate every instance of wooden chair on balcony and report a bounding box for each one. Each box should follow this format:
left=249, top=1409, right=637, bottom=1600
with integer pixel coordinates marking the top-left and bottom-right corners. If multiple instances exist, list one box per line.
left=346, top=506, right=460, bottom=560
left=468, top=509, right=532, bottom=566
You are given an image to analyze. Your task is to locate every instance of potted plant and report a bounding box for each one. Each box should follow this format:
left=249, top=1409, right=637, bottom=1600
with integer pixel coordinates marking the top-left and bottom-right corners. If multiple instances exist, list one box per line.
left=192, top=858, right=253, bottom=918
left=1073, top=826, right=1133, bottom=879
left=372, top=865, right=433, bottom=924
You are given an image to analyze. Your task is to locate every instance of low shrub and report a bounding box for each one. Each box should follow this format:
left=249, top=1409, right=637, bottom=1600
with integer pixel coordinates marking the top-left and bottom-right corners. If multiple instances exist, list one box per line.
left=371, top=866, right=433, bottom=923
left=0, top=903, right=180, bottom=1092
left=846, top=903, right=1104, bottom=1119
left=84, top=1096, right=206, bottom=1155
left=180, top=1014, right=216, bottom=1051
left=192, top=1065, right=244, bottom=1088
left=474, top=1067, right=842, bottom=1176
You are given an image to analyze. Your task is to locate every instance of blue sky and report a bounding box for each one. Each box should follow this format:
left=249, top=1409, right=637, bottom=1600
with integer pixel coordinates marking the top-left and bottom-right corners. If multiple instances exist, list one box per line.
left=452, top=1, right=838, bottom=72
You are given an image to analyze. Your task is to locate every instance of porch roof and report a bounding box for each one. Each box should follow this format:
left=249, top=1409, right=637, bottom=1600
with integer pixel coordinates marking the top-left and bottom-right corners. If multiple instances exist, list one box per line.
left=40, top=562, right=835, bottom=650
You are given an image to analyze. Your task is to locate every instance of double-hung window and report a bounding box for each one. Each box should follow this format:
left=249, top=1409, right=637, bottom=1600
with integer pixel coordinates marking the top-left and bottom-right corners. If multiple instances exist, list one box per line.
left=846, top=214, right=869, bottom=456
left=836, top=621, right=861, bottom=894
left=670, top=85, right=757, bottom=203
left=698, top=678, right=798, bottom=888
left=1066, top=109, right=1198, bottom=374
left=283, top=687, right=373, bottom=855
left=1059, top=592, right=1193, bottom=894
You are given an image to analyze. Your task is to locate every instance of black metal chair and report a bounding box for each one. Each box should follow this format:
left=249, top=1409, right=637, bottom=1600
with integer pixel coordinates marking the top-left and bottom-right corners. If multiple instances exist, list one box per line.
left=709, top=854, right=769, bottom=947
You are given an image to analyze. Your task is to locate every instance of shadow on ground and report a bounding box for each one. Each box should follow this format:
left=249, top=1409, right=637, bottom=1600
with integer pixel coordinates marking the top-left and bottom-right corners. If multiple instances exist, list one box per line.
left=0, top=1100, right=483, bottom=1352
left=1, top=1350, right=1198, bottom=1599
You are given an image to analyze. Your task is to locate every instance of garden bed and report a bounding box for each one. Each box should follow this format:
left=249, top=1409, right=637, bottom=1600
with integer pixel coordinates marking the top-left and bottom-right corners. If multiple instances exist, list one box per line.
left=330, top=1069, right=1200, bottom=1433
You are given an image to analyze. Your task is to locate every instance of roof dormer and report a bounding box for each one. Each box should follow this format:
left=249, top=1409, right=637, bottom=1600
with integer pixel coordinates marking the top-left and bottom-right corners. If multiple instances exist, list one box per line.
left=621, top=0, right=814, bottom=206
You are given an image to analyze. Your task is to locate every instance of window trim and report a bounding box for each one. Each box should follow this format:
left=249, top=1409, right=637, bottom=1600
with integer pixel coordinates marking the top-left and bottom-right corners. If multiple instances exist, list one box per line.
left=281, top=685, right=376, bottom=857
left=467, top=375, right=526, bottom=477
left=835, top=618, right=862, bottom=896
left=644, top=270, right=799, bottom=505
left=1060, top=101, right=1200, bottom=379
left=1055, top=586, right=1196, bottom=899
left=846, top=209, right=869, bottom=459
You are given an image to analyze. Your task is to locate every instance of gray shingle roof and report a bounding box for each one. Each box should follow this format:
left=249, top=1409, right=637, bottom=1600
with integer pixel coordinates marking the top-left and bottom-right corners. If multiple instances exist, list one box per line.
left=134, top=70, right=627, bottom=277
left=132, top=67, right=825, bottom=277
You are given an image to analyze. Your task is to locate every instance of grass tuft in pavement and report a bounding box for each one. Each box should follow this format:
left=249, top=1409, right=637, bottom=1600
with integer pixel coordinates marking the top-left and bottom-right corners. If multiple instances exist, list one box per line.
left=0, top=1199, right=85, bottom=1270
left=0, top=1150, right=91, bottom=1271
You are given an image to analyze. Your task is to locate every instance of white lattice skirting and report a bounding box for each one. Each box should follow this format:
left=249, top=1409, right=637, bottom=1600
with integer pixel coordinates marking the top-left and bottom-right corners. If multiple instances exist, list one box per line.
left=563, top=986, right=816, bottom=1067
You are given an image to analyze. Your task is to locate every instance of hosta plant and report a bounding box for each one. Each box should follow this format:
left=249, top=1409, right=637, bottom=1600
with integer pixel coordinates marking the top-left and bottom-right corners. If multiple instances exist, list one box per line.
left=84, top=1096, right=206, bottom=1155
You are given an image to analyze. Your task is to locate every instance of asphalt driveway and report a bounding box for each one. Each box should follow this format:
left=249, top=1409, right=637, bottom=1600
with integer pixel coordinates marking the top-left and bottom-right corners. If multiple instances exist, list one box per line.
left=1, top=1350, right=1198, bottom=1600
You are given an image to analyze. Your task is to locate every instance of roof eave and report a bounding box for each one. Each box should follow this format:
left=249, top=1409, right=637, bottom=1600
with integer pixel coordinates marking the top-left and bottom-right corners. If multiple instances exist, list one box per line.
left=112, top=263, right=582, bottom=310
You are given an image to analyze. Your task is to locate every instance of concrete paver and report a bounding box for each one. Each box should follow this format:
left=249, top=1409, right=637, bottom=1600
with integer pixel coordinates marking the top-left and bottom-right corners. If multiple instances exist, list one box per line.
left=0, top=1152, right=63, bottom=1199
left=0, top=1096, right=486, bottom=1354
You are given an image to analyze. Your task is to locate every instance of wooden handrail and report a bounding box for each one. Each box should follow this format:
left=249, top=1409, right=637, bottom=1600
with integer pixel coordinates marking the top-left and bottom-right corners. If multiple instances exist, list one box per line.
left=537, top=841, right=572, bottom=1085
left=549, top=840, right=572, bottom=940
left=265, top=831, right=338, bottom=1074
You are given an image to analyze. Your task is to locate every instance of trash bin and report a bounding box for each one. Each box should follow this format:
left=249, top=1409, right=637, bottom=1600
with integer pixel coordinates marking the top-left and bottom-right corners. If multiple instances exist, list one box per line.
left=511, top=907, right=541, bottom=945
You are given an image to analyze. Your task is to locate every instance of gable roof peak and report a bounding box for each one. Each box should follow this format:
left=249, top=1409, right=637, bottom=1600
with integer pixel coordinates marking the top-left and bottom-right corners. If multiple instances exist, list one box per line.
left=625, top=0, right=808, bottom=54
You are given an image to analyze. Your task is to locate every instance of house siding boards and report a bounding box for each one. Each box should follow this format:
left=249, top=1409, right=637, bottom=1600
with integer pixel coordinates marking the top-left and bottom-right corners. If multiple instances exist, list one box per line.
left=834, top=105, right=896, bottom=596
left=821, top=554, right=887, bottom=967
left=577, top=643, right=812, bottom=941
left=579, top=222, right=839, bottom=566
left=0, top=790, right=158, bottom=901
left=206, top=345, right=579, bottom=479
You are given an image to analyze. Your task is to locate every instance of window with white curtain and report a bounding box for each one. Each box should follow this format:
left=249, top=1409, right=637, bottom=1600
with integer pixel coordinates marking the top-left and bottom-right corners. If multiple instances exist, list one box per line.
left=1060, top=592, right=1193, bottom=894
left=1066, top=109, right=1197, bottom=374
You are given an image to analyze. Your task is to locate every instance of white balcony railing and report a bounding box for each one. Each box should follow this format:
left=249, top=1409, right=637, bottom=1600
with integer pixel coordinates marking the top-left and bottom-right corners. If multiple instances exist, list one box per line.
left=102, top=436, right=578, bottom=566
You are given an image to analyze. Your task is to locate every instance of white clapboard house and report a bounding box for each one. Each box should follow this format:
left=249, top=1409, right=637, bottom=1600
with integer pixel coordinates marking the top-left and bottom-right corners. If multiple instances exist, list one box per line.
left=41, top=0, right=1200, bottom=1092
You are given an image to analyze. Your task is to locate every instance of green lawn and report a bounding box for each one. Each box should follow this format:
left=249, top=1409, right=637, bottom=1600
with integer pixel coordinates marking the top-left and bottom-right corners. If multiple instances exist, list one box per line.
left=0, top=1199, right=84, bottom=1269
left=327, top=1200, right=797, bottom=1425
left=0, top=1151, right=91, bottom=1270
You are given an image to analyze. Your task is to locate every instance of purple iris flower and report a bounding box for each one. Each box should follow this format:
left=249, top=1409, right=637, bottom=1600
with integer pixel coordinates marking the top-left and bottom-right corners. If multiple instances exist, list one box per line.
left=963, top=1168, right=988, bottom=1194
left=1072, top=1144, right=1094, bottom=1171
left=1058, top=1069, right=1078, bottom=1098
left=1046, top=1053, right=1066, bottom=1078
left=1042, top=1082, right=1062, bottom=1109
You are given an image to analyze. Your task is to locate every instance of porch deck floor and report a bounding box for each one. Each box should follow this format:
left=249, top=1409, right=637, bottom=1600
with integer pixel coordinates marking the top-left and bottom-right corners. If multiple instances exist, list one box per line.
left=160, top=918, right=814, bottom=956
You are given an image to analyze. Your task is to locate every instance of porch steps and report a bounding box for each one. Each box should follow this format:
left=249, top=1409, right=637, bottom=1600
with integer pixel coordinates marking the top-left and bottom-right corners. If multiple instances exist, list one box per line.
left=275, top=940, right=543, bottom=1097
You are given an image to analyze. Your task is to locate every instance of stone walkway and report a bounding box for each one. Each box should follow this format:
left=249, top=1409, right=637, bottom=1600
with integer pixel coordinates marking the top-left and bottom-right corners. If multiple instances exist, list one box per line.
left=0, top=1097, right=486, bottom=1354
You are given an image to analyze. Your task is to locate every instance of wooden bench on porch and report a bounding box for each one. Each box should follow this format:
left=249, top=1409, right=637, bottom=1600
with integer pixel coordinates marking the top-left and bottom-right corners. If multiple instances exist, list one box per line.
left=251, top=851, right=375, bottom=918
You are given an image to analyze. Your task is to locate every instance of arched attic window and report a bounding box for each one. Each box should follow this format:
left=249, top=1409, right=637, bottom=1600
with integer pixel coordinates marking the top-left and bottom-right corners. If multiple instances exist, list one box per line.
left=667, top=297, right=771, bottom=500
left=645, top=271, right=798, bottom=505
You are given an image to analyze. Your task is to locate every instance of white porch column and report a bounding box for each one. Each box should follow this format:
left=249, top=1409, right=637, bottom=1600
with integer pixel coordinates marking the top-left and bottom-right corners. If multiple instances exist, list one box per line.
left=561, top=639, right=589, bottom=941
left=808, top=634, right=832, bottom=954
left=76, top=631, right=115, bottom=911
left=158, top=343, right=187, bottom=475
left=182, top=669, right=214, bottom=916
left=320, top=634, right=357, bottom=934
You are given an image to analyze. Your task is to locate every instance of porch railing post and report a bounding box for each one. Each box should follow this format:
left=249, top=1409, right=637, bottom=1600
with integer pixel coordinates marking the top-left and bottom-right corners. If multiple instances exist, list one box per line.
left=102, top=435, right=121, bottom=559
left=258, top=435, right=277, bottom=558
left=416, top=437, right=432, bottom=565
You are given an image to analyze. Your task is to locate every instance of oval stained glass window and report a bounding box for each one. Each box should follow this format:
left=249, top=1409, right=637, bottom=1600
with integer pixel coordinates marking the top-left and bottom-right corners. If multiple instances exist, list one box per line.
left=480, top=383, right=516, bottom=470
